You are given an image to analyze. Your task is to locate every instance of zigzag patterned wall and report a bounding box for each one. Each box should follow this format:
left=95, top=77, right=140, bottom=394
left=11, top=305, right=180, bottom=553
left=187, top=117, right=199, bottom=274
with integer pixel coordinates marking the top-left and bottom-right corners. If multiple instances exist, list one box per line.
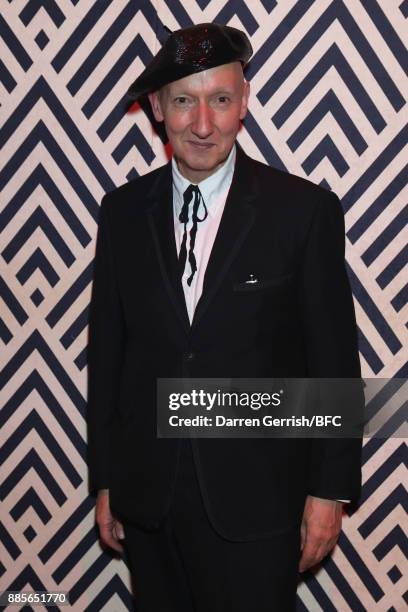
left=1, top=1, right=407, bottom=610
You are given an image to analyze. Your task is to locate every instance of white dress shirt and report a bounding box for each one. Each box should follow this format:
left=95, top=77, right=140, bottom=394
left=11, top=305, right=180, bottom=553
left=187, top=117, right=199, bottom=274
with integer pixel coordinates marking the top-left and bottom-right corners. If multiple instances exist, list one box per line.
left=172, top=143, right=236, bottom=324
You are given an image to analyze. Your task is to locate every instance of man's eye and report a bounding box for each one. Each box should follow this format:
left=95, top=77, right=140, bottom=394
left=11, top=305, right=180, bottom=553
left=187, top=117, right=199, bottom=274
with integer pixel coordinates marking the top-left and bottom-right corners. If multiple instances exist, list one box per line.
left=216, top=96, right=230, bottom=104
left=175, top=97, right=188, bottom=104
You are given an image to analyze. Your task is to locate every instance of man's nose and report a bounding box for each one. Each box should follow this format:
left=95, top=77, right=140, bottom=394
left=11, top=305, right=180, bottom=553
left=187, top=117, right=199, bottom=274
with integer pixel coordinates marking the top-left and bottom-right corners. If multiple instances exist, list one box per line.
left=191, top=102, right=213, bottom=138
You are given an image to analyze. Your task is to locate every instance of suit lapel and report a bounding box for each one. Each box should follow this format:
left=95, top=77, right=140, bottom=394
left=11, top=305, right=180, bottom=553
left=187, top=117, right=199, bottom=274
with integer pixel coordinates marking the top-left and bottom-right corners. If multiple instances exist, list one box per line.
left=146, top=161, right=190, bottom=335
left=190, top=144, right=259, bottom=331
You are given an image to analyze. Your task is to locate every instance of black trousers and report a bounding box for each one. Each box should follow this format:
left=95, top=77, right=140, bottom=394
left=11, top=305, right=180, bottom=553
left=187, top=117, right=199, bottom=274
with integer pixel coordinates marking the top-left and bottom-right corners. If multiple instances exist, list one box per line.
left=123, top=439, right=302, bottom=612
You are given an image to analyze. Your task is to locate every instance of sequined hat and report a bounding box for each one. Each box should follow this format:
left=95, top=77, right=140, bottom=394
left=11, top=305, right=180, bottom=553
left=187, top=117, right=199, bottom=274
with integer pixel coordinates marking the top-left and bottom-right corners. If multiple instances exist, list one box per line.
left=127, top=22, right=253, bottom=100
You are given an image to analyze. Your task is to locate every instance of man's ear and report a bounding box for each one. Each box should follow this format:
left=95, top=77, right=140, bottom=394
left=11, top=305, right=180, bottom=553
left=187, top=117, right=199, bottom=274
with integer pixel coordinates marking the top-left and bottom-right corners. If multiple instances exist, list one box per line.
left=148, top=91, right=164, bottom=122
left=239, top=79, right=250, bottom=120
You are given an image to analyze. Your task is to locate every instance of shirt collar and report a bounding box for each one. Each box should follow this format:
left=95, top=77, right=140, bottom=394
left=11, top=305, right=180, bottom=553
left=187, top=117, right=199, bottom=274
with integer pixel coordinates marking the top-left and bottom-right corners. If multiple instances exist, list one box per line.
left=172, top=143, right=236, bottom=219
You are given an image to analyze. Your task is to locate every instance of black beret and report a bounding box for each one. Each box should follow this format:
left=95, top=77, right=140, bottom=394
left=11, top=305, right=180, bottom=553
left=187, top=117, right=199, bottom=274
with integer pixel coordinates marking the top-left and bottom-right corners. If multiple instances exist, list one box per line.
left=127, top=22, right=253, bottom=100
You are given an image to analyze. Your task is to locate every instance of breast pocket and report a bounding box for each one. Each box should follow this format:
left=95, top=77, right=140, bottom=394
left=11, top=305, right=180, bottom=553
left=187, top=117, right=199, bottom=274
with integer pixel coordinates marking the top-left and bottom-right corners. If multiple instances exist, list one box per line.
left=233, top=273, right=293, bottom=292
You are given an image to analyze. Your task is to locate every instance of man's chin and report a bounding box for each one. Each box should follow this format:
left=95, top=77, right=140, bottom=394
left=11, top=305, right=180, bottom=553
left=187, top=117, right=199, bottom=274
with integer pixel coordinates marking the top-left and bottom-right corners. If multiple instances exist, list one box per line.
left=179, top=151, right=228, bottom=172
left=176, top=158, right=215, bottom=174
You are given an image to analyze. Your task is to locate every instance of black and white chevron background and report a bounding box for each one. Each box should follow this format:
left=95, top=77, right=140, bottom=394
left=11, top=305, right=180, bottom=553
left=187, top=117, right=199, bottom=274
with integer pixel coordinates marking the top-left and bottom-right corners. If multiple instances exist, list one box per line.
left=1, top=1, right=407, bottom=610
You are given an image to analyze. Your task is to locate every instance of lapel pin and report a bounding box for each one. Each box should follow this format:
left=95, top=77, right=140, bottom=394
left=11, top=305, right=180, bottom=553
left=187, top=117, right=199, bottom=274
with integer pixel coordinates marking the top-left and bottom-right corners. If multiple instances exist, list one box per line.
left=245, top=274, right=258, bottom=284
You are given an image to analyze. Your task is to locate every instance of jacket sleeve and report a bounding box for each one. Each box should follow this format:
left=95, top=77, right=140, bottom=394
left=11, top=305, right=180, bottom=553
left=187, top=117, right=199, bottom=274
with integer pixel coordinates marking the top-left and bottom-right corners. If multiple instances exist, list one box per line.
left=299, top=190, right=363, bottom=503
left=86, top=194, right=125, bottom=494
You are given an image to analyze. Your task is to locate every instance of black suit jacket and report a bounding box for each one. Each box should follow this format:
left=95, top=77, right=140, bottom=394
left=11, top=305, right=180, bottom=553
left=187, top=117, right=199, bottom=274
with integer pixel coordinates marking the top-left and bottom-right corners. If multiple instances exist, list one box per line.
left=87, top=144, right=363, bottom=541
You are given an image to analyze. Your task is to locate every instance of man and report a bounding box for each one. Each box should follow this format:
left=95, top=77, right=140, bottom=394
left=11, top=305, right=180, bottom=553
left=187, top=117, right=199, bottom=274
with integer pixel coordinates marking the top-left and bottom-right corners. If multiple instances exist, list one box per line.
left=87, top=23, right=362, bottom=611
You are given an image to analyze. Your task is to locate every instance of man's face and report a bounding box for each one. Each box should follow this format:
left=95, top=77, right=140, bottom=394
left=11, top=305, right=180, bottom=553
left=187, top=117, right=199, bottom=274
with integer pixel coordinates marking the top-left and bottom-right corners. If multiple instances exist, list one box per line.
left=148, top=62, right=250, bottom=183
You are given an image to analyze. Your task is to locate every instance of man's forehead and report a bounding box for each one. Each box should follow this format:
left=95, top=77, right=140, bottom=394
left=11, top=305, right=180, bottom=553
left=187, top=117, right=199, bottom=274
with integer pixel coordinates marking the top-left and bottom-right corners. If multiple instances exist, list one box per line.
left=162, top=62, right=244, bottom=94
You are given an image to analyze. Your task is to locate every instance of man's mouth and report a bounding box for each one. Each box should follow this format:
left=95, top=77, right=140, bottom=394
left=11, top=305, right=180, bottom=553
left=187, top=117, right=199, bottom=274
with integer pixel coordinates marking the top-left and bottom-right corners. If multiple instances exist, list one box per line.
left=187, top=141, right=215, bottom=149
